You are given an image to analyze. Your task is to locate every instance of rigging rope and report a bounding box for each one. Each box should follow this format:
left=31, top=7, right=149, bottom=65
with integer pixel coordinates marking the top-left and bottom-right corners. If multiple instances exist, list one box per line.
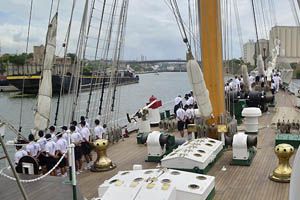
left=55, top=0, right=77, bottom=126
left=288, top=0, right=300, bottom=26
left=251, top=0, right=260, bottom=67
left=233, top=0, right=243, bottom=59
left=19, top=0, right=34, bottom=134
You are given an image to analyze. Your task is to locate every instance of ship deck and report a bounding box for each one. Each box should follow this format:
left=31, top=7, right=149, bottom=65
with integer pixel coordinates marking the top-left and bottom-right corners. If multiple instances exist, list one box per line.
left=78, top=90, right=297, bottom=199
left=0, top=173, right=84, bottom=200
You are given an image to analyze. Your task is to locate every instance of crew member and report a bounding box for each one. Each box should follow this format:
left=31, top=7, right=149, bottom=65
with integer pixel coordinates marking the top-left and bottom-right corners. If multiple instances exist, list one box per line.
left=70, top=125, right=82, bottom=174
left=94, top=119, right=105, bottom=140
left=80, top=116, right=90, bottom=129
left=37, top=130, right=47, bottom=173
left=49, top=126, right=57, bottom=142
left=79, top=121, right=93, bottom=170
left=185, top=104, right=194, bottom=140
left=56, top=132, right=68, bottom=177
left=26, top=134, right=40, bottom=159
left=14, top=142, right=27, bottom=166
left=271, top=79, right=276, bottom=95
left=176, top=105, right=186, bottom=138
left=45, top=133, right=57, bottom=176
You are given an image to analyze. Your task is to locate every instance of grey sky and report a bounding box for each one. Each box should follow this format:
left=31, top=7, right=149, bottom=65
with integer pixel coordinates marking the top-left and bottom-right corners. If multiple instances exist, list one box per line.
left=0, top=0, right=298, bottom=60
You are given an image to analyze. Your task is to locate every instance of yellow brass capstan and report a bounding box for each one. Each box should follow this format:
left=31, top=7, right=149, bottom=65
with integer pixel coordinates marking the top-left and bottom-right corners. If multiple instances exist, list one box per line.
left=269, top=143, right=294, bottom=183
left=91, top=139, right=116, bottom=172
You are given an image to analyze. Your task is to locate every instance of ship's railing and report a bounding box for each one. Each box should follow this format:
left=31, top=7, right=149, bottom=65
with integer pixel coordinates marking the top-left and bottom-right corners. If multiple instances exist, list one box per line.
left=288, top=81, right=300, bottom=95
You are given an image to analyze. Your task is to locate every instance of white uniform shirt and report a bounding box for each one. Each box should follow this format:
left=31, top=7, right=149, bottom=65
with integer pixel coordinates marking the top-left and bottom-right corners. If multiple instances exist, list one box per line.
left=51, top=133, right=57, bottom=143
left=249, top=76, right=254, bottom=85
left=176, top=108, right=186, bottom=121
left=225, top=85, right=230, bottom=93
left=62, top=131, right=71, bottom=143
left=26, top=141, right=40, bottom=157
left=37, top=137, right=47, bottom=152
left=271, top=83, right=276, bottom=89
left=174, top=96, right=182, bottom=106
left=186, top=96, right=194, bottom=106
left=229, top=82, right=234, bottom=90
left=94, top=125, right=105, bottom=139
left=274, top=76, right=280, bottom=85
left=80, top=127, right=90, bottom=141
left=45, top=141, right=57, bottom=157
left=186, top=108, right=194, bottom=119
left=56, top=138, right=68, bottom=153
left=14, top=149, right=27, bottom=165
left=85, top=121, right=91, bottom=129
left=71, top=131, right=82, bottom=144
left=234, top=78, right=240, bottom=91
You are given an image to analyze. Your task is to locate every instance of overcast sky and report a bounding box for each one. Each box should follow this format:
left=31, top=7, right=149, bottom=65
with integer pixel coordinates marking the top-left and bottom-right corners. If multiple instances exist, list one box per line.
left=0, top=0, right=298, bottom=60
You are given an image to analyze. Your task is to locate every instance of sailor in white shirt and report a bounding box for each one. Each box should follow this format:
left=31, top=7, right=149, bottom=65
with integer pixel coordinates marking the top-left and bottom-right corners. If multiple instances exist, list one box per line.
left=45, top=133, right=57, bottom=176
left=79, top=121, right=93, bottom=170
left=271, top=79, right=276, bottom=95
left=234, top=76, right=240, bottom=91
left=249, top=75, right=254, bottom=88
left=186, top=95, right=194, bottom=106
left=61, top=126, right=70, bottom=141
left=176, top=106, right=186, bottom=137
left=37, top=130, right=47, bottom=168
left=224, top=83, right=230, bottom=94
left=228, top=79, right=234, bottom=91
left=174, top=95, right=182, bottom=106
left=71, top=121, right=81, bottom=133
left=14, top=144, right=27, bottom=166
left=56, top=132, right=68, bottom=176
left=26, top=134, right=40, bottom=158
left=94, top=119, right=105, bottom=140
left=49, top=126, right=57, bottom=143
left=80, top=116, right=91, bottom=129
left=70, top=126, right=83, bottom=174
left=274, top=74, right=281, bottom=92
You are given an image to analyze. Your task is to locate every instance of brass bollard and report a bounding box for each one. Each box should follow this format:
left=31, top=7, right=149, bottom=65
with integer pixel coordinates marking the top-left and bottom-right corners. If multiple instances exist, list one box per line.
left=91, top=139, right=116, bottom=172
left=269, top=143, right=294, bottom=183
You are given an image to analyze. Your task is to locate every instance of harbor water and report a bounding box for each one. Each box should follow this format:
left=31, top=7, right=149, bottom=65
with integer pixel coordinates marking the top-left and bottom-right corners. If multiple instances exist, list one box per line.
left=0, top=72, right=191, bottom=167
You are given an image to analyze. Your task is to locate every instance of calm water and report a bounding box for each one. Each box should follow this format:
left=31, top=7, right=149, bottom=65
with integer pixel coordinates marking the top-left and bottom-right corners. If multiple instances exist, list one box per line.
left=0, top=72, right=191, bottom=167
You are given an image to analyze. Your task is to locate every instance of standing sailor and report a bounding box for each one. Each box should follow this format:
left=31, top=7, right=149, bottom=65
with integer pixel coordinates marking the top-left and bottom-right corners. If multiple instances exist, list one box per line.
left=37, top=130, right=47, bottom=173
left=174, top=95, right=182, bottom=117
left=80, top=116, right=90, bottom=129
left=70, top=125, right=83, bottom=174
left=176, top=105, right=186, bottom=138
left=26, top=134, right=40, bottom=160
left=94, top=119, right=105, bottom=140
left=49, top=126, right=57, bottom=143
left=56, top=132, right=68, bottom=177
left=14, top=142, right=28, bottom=166
left=45, top=133, right=57, bottom=176
left=79, top=121, right=93, bottom=170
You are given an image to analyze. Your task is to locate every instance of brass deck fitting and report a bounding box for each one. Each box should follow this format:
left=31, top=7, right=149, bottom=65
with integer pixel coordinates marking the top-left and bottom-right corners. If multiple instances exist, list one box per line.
left=91, top=139, right=116, bottom=172
left=269, top=143, right=294, bottom=183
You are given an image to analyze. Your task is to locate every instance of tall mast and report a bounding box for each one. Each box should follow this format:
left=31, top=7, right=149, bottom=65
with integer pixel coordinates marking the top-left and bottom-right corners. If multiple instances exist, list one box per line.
left=198, top=0, right=224, bottom=138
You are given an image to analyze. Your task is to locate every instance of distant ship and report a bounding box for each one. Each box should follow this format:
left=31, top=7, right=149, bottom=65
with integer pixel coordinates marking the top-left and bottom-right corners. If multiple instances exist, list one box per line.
left=6, top=70, right=139, bottom=94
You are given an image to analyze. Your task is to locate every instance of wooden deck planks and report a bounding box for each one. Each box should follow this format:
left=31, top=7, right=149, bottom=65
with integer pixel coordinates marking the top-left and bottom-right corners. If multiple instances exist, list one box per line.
left=77, top=91, right=297, bottom=199
left=0, top=173, right=84, bottom=200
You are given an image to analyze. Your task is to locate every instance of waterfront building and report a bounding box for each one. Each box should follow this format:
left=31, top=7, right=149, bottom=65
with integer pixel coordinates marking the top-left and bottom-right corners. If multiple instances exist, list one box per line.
left=269, top=26, right=300, bottom=63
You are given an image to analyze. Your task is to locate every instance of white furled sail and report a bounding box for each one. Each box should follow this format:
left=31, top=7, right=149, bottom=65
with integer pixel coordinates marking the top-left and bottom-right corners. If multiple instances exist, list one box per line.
left=257, top=54, right=265, bottom=76
left=186, top=53, right=212, bottom=118
left=33, top=13, right=57, bottom=135
left=241, top=65, right=250, bottom=92
left=266, top=39, right=280, bottom=81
